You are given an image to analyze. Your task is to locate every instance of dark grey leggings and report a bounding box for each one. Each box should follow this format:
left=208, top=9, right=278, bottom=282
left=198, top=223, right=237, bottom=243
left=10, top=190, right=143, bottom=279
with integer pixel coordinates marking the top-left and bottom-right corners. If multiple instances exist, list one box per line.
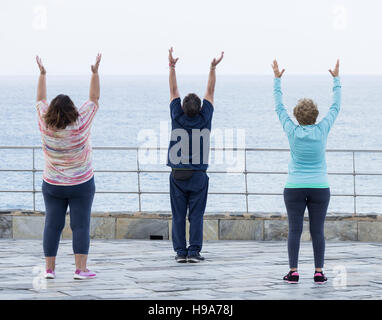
left=42, top=177, right=95, bottom=257
left=283, top=188, right=330, bottom=269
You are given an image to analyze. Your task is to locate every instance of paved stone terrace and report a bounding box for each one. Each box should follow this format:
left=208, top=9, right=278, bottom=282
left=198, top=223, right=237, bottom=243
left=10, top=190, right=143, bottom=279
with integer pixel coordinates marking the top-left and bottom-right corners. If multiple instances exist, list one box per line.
left=0, top=239, right=382, bottom=300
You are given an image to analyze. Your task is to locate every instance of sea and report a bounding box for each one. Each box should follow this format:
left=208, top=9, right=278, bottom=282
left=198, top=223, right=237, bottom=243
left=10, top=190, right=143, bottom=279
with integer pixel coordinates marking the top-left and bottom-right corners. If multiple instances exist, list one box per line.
left=0, top=75, right=381, bottom=214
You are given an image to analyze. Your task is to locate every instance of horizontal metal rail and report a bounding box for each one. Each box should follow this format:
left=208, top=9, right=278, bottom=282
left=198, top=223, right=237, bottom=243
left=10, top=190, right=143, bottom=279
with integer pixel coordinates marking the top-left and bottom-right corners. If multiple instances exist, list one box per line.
left=0, top=146, right=381, bottom=214
left=0, top=145, right=382, bottom=152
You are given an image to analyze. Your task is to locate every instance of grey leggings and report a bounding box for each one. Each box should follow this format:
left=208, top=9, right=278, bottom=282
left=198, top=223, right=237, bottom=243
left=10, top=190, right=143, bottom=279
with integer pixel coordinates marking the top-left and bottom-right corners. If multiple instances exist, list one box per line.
left=283, top=188, right=330, bottom=269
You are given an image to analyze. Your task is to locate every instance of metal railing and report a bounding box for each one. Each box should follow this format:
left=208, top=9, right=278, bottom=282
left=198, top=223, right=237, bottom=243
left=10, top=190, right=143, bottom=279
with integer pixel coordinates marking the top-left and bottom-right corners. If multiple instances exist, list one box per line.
left=0, top=146, right=381, bottom=215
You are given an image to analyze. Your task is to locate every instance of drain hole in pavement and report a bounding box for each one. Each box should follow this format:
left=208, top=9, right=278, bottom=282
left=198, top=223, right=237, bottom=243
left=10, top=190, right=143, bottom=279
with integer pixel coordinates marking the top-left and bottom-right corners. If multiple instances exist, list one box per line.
left=150, top=235, right=163, bottom=240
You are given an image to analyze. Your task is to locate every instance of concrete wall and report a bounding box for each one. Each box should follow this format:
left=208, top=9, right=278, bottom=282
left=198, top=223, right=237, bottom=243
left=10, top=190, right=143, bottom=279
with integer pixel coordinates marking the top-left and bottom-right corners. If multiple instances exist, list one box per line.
left=1, top=211, right=382, bottom=241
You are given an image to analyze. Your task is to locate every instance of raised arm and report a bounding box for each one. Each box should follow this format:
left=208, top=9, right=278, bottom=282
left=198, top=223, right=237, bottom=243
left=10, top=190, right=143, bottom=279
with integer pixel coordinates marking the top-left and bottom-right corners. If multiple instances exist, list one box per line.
left=89, top=53, right=102, bottom=105
left=204, top=51, right=224, bottom=105
left=168, top=47, right=180, bottom=101
left=318, top=59, right=341, bottom=134
left=36, top=56, right=47, bottom=102
left=271, top=60, right=295, bottom=135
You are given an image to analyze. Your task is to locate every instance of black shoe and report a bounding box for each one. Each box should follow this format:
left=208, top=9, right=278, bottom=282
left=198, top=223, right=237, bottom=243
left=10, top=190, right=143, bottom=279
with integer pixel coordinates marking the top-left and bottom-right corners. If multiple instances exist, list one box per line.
left=283, top=270, right=299, bottom=283
left=187, top=253, right=205, bottom=263
left=314, top=271, right=327, bottom=284
left=175, top=254, right=187, bottom=263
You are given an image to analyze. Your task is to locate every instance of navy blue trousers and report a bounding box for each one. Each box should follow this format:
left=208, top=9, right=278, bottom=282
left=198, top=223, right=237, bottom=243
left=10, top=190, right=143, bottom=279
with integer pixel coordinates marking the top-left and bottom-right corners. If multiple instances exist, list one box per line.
left=42, top=177, right=95, bottom=257
left=170, top=171, right=209, bottom=257
left=284, top=188, right=330, bottom=269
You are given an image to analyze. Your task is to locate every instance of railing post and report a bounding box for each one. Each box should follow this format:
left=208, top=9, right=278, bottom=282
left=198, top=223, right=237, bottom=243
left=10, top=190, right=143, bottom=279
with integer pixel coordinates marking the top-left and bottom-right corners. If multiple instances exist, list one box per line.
left=244, top=149, right=249, bottom=213
left=136, top=148, right=142, bottom=212
left=32, top=148, right=36, bottom=212
left=352, top=151, right=356, bottom=216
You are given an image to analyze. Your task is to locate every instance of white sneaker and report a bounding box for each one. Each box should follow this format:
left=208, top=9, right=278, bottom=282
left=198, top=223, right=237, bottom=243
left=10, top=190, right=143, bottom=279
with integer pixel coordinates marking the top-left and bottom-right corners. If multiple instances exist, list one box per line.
left=73, top=269, right=96, bottom=280
left=44, top=269, right=56, bottom=279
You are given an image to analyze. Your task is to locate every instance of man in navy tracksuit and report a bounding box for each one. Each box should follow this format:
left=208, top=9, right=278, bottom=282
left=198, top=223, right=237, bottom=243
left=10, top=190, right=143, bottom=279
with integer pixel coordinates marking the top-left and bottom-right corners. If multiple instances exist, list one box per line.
left=167, top=47, right=224, bottom=263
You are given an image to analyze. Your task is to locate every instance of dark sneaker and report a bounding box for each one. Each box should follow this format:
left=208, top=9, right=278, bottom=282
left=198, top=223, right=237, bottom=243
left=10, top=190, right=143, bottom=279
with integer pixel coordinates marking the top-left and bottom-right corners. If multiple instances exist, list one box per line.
left=175, top=254, right=187, bottom=263
left=314, top=271, right=327, bottom=284
left=187, top=253, right=205, bottom=263
left=283, top=270, right=299, bottom=284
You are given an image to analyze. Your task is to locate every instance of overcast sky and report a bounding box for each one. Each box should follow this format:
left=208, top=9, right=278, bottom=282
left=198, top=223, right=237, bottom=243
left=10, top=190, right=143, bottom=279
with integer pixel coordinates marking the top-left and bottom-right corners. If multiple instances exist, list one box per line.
left=0, top=0, right=381, bottom=75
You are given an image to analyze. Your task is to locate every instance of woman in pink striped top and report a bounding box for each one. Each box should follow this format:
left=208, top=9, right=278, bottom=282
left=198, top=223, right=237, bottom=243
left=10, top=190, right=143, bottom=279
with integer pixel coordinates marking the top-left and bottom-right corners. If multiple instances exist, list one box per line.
left=36, top=54, right=101, bottom=280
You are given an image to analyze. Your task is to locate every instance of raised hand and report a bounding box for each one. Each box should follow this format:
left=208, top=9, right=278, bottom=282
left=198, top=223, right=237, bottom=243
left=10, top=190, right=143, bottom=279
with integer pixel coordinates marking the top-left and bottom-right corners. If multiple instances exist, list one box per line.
left=36, top=56, right=47, bottom=101
left=271, top=60, right=285, bottom=78
left=211, top=52, right=224, bottom=69
left=91, top=53, right=102, bottom=74
left=168, top=47, right=179, bottom=67
left=329, top=59, right=340, bottom=77
left=36, top=56, right=46, bottom=75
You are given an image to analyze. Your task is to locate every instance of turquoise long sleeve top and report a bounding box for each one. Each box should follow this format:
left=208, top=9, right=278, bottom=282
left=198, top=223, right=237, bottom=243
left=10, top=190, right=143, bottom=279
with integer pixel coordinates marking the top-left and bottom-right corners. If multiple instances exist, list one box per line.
left=274, top=77, right=341, bottom=188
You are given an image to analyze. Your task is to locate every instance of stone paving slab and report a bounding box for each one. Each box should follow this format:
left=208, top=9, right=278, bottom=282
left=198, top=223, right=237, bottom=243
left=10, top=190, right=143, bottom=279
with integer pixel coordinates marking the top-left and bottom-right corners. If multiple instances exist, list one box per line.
left=0, top=239, right=382, bottom=300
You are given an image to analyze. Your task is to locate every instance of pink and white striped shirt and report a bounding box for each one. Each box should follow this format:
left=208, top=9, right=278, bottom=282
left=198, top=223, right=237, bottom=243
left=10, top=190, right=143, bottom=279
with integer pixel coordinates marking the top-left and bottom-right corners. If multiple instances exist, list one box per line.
left=36, top=100, right=99, bottom=186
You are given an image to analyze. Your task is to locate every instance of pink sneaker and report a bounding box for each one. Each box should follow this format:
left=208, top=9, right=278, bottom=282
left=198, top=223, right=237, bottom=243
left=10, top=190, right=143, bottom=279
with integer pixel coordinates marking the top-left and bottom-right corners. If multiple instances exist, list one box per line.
left=73, top=269, right=96, bottom=280
left=44, top=269, right=56, bottom=279
left=283, top=271, right=299, bottom=283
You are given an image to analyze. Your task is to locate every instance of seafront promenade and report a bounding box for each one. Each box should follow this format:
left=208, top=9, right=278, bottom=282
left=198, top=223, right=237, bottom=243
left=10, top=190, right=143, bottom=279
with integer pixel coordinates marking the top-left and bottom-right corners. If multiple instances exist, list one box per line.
left=1, top=146, right=382, bottom=300
left=0, top=239, right=381, bottom=300
left=1, top=146, right=382, bottom=241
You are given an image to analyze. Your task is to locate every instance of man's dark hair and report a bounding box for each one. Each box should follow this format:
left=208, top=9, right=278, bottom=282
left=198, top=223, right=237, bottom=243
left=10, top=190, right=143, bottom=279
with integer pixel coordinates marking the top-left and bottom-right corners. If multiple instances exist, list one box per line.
left=44, top=94, right=79, bottom=130
left=182, top=93, right=201, bottom=117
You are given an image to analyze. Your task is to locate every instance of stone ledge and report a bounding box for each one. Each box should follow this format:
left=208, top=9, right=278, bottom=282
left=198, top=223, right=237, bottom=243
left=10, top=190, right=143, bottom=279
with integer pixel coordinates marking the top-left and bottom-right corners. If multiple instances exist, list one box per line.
left=0, top=216, right=12, bottom=238
left=1, top=210, right=382, bottom=241
left=3, top=210, right=382, bottom=221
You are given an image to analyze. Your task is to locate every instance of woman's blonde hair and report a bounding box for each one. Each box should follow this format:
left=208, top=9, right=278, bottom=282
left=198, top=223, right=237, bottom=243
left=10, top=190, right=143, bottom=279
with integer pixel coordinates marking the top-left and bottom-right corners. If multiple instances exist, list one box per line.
left=293, top=98, right=319, bottom=125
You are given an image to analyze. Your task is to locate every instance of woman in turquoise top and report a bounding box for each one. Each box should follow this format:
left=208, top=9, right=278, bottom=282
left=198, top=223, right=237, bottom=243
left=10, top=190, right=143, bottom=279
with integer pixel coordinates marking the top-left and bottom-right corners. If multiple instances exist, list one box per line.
left=272, top=59, right=341, bottom=284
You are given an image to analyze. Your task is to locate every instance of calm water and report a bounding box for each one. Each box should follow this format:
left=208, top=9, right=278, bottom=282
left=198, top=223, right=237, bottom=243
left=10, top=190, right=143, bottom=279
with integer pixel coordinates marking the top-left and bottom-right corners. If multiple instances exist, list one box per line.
left=0, top=75, right=381, bottom=214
